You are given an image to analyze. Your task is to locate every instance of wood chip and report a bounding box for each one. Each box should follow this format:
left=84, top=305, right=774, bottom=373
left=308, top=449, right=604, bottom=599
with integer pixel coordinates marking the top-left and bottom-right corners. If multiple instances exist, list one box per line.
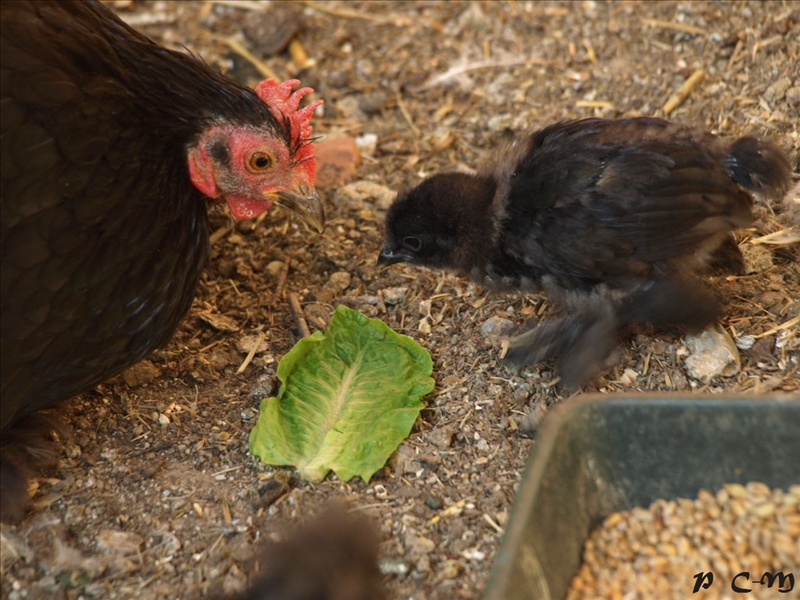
left=236, top=333, right=263, bottom=374
left=289, top=39, right=315, bottom=69
left=641, top=18, right=707, bottom=36
left=218, top=36, right=277, bottom=80
left=749, top=229, right=800, bottom=245
left=663, top=68, right=706, bottom=115
left=396, top=91, right=421, bottom=138
left=288, top=292, right=311, bottom=338
left=198, top=311, right=240, bottom=332
left=575, top=100, right=614, bottom=110
left=752, top=316, right=800, bottom=340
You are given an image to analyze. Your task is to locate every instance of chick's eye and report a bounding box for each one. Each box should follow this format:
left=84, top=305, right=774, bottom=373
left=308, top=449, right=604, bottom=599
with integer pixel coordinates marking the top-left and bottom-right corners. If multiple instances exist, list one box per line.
left=248, top=152, right=272, bottom=172
left=401, top=236, right=422, bottom=252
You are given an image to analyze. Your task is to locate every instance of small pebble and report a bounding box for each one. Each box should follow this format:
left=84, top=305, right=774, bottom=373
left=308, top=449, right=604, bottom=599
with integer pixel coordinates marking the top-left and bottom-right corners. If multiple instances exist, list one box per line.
left=418, top=317, right=431, bottom=334
left=684, top=325, right=741, bottom=381
left=520, top=402, right=548, bottom=434
left=438, top=558, right=462, bottom=579
left=734, top=335, right=756, bottom=350
left=763, top=77, right=791, bottom=104
left=380, top=558, right=408, bottom=576
left=381, top=286, right=408, bottom=305
left=480, top=316, right=515, bottom=339
left=461, top=548, right=486, bottom=561
left=334, top=180, right=396, bottom=211
left=355, top=132, right=378, bottom=154
left=96, top=529, right=144, bottom=556
left=785, top=85, right=800, bottom=106
left=425, top=495, right=444, bottom=510
left=122, top=360, right=160, bottom=387
left=742, top=243, right=774, bottom=274
left=358, top=91, right=387, bottom=115
left=328, top=271, right=352, bottom=293
left=236, top=334, right=267, bottom=355
left=428, top=427, right=454, bottom=450
left=619, top=368, right=638, bottom=386
left=266, top=260, right=285, bottom=277
left=314, top=137, right=360, bottom=190
left=405, top=532, right=436, bottom=557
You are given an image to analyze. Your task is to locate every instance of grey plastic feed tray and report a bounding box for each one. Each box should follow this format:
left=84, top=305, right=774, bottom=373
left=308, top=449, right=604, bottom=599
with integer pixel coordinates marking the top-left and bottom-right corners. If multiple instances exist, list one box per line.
left=484, top=394, right=800, bottom=600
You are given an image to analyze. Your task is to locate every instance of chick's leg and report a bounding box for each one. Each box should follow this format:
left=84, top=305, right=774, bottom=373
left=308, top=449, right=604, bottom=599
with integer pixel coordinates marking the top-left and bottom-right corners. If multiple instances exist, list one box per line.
left=504, top=305, right=618, bottom=391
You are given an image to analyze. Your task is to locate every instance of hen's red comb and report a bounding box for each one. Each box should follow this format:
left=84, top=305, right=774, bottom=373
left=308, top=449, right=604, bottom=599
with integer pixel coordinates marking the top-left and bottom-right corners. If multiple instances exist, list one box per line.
left=256, top=78, right=322, bottom=154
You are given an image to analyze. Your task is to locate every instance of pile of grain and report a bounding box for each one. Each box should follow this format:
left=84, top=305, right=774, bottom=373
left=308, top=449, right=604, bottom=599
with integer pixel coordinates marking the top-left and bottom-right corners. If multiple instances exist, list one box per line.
left=567, top=483, right=800, bottom=600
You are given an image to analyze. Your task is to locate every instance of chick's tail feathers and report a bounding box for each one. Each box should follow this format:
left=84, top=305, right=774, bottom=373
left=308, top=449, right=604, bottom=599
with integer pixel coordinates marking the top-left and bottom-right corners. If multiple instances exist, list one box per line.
left=725, top=136, right=792, bottom=199
left=0, top=414, right=70, bottom=523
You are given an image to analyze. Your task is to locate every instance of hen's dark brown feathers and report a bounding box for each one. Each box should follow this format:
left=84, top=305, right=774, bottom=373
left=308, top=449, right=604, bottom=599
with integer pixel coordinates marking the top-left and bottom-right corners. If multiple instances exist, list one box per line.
left=1, top=0, right=303, bottom=521
left=380, top=117, right=791, bottom=388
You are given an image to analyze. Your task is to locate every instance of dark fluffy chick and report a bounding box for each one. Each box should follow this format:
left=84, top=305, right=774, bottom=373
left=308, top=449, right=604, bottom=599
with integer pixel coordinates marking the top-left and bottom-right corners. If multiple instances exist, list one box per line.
left=378, top=117, right=791, bottom=389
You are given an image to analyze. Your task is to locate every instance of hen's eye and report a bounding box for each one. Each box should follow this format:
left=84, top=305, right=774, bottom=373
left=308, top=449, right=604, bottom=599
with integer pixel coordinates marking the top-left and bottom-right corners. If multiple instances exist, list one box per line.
left=248, top=152, right=272, bottom=172
left=401, top=236, right=422, bottom=252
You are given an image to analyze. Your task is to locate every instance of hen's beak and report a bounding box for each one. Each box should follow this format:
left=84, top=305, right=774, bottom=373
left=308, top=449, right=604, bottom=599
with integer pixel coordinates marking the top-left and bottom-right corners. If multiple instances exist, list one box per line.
left=274, top=186, right=325, bottom=233
left=377, top=245, right=411, bottom=267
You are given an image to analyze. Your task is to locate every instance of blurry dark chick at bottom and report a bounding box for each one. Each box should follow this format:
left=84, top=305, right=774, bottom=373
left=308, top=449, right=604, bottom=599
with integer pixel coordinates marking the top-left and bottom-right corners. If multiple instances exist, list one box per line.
left=379, top=117, right=791, bottom=389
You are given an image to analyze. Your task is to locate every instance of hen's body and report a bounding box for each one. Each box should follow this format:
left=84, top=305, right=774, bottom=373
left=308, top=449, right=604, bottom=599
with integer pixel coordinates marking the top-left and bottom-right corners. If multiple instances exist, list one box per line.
left=380, top=117, right=791, bottom=388
left=1, top=0, right=321, bottom=521
left=6, top=1, right=206, bottom=427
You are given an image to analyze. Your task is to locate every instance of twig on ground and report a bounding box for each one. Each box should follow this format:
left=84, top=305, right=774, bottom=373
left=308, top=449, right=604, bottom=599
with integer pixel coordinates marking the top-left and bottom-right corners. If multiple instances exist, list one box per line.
left=218, top=36, right=278, bottom=80
left=663, top=68, right=705, bottom=115
left=288, top=292, right=311, bottom=338
left=641, top=18, right=706, bottom=36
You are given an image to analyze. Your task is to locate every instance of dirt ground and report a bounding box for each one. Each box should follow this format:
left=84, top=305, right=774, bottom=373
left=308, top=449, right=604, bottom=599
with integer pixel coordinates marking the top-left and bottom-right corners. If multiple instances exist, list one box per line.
left=2, top=1, right=798, bottom=599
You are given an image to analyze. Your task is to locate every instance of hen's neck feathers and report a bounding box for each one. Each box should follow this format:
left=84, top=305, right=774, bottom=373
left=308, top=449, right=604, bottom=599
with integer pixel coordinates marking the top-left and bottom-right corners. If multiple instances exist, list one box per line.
left=51, top=1, right=285, bottom=144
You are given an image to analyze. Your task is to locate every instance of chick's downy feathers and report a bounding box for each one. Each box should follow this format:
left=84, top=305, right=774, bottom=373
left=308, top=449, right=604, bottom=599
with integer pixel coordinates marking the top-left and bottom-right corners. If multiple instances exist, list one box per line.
left=380, top=117, right=791, bottom=388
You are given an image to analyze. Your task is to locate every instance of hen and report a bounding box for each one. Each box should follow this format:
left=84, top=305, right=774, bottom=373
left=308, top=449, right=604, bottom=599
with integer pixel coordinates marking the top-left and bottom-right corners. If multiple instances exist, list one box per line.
left=379, top=117, right=791, bottom=389
left=1, top=0, right=323, bottom=521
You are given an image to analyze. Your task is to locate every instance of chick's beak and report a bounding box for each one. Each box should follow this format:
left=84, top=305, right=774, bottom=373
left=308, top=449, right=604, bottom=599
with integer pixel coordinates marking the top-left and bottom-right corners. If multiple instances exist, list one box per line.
left=377, top=244, right=412, bottom=267
left=274, top=185, right=325, bottom=233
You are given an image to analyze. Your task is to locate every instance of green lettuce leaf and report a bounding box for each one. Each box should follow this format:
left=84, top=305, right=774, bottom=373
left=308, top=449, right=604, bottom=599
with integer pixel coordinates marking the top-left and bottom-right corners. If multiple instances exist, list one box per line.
left=249, top=305, right=434, bottom=482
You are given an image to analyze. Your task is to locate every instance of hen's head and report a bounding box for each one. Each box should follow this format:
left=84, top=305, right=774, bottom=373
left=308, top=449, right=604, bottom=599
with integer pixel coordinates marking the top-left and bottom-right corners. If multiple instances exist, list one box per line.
left=187, top=79, right=325, bottom=232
